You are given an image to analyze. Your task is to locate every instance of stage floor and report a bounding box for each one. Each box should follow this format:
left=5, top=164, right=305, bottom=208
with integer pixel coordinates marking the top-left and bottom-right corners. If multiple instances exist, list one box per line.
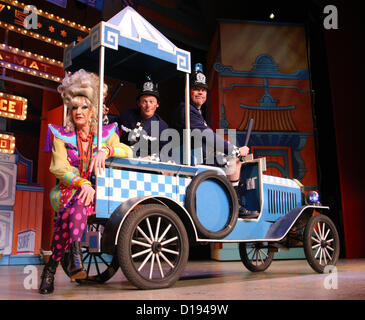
left=1, top=258, right=364, bottom=300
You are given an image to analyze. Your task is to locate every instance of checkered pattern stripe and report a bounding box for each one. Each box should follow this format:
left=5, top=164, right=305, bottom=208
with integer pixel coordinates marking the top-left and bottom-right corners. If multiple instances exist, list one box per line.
left=96, top=168, right=192, bottom=217
left=262, top=174, right=300, bottom=188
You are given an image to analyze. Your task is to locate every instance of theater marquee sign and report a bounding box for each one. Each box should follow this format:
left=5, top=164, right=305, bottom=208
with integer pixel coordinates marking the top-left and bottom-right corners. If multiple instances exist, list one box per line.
left=0, top=92, right=27, bottom=120
left=0, top=44, right=64, bottom=82
left=0, top=0, right=89, bottom=48
left=0, top=133, right=15, bottom=154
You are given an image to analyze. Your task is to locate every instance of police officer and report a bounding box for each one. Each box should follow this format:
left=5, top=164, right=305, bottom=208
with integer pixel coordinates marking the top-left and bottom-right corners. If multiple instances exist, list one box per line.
left=106, top=80, right=169, bottom=161
left=173, top=64, right=258, bottom=218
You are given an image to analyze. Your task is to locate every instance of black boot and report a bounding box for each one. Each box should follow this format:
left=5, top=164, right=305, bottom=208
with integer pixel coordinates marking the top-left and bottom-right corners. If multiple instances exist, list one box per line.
left=68, top=241, right=86, bottom=280
left=233, top=183, right=259, bottom=219
left=39, top=257, right=59, bottom=294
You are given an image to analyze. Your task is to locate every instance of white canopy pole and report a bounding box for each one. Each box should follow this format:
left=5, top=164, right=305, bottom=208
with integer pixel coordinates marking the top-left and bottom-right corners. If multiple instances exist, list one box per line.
left=184, top=72, right=191, bottom=165
left=97, top=45, right=105, bottom=151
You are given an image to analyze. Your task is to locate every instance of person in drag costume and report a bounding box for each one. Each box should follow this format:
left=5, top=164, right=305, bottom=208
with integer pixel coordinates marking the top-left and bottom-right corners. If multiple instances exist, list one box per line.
left=39, top=69, right=132, bottom=294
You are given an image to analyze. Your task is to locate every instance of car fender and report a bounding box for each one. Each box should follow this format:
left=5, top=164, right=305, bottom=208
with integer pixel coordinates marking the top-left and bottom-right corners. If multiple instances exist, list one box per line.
left=101, top=195, right=198, bottom=254
left=264, top=205, right=330, bottom=241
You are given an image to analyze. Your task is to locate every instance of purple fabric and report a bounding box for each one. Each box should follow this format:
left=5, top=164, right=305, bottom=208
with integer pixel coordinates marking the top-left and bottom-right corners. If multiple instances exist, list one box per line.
left=44, top=124, right=75, bottom=153
left=44, top=126, right=54, bottom=153
left=65, top=144, right=79, bottom=168
left=101, top=122, right=118, bottom=139
left=51, top=188, right=89, bottom=261
left=114, top=123, right=120, bottom=137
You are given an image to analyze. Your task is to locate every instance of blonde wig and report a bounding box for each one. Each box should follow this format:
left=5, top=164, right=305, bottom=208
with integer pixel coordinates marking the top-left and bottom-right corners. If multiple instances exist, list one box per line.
left=58, top=69, right=108, bottom=135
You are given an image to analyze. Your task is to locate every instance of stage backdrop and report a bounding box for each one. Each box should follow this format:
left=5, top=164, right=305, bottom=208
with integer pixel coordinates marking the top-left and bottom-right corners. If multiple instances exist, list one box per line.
left=208, top=20, right=317, bottom=191
left=207, top=20, right=320, bottom=260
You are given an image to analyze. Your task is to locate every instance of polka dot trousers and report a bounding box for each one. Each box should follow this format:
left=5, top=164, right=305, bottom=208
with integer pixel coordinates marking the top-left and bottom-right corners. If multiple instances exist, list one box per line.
left=51, top=197, right=89, bottom=262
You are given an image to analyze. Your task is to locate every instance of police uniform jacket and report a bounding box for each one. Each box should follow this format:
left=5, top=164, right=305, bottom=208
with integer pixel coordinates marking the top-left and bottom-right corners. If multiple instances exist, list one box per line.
left=115, top=108, right=169, bottom=159
left=173, top=102, right=236, bottom=165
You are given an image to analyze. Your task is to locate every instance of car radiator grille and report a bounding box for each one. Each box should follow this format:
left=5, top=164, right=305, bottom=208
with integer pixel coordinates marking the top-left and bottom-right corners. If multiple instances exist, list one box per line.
left=267, top=189, right=298, bottom=215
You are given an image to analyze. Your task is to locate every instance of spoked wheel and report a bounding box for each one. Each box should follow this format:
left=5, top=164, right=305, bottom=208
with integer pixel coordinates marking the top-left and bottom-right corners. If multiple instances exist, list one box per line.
left=239, top=242, right=274, bottom=272
left=303, top=214, right=340, bottom=273
left=61, top=222, right=119, bottom=283
left=117, top=204, right=189, bottom=289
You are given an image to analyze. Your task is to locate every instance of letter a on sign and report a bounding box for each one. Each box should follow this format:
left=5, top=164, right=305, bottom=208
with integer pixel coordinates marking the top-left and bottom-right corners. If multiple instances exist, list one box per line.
left=323, top=5, right=338, bottom=29
left=24, top=5, right=38, bottom=30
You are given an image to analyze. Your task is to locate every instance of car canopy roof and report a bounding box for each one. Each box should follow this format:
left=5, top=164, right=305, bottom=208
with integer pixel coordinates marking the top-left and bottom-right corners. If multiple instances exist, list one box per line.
left=63, top=6, right=191, bottom=83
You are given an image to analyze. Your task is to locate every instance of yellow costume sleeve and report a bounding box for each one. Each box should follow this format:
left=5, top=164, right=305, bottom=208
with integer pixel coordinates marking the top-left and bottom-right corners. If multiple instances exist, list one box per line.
left=103, top=132, right=133, bottom=158
left=49, top=136, right=91, bottom=188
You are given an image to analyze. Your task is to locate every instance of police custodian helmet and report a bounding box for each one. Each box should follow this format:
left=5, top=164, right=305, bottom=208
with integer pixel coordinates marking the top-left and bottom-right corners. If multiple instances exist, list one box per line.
left=137, top=79, right=160, bottom=101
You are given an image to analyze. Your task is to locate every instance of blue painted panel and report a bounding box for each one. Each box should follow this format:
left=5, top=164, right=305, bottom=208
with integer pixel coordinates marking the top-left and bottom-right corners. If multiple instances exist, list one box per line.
left=107, top=157, right=198, bottom=175
left=118, top=36, right=176, bottom=64
left=89, top=235, right=98, bottom=249
left=196, top=180, right=230, bottom=232
left=0, top=206, right=13, bottom=211
left=262, top=184, right=301, bottom=222
left=211, top=243, right=305, bottom=261
left=95, top=199, right=110, bottom=218
left=80, top=229, right=87, bottom=243
left=16, top=185, right=44, bottom=192
left=223, top=219, right=273, bottom=240
left=265, top=206, right=305, bottom=239
left=0, top=254, right=43, bottom=265
left=240, top=162, right=261, bottom=212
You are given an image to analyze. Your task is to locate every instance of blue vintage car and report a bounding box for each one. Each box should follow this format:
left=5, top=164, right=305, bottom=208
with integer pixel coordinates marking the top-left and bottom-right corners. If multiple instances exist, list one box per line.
left=60, top=6, right=340, bottom=289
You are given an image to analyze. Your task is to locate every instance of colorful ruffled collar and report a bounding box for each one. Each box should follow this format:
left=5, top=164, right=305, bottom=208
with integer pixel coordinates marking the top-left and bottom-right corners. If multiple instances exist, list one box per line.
left=44, top=122, right=119, bottom=152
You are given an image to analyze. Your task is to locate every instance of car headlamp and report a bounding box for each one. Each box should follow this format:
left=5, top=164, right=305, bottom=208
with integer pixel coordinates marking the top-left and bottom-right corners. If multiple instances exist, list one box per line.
left=306, top=191, right=320, bottom=205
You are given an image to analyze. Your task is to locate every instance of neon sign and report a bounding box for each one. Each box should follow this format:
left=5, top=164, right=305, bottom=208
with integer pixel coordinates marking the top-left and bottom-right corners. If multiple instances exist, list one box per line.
left=0, top=44, right=64, bottom=82
left=0, top=92, right=27, bottom=120
left=0, top=133, right=15, bottom=154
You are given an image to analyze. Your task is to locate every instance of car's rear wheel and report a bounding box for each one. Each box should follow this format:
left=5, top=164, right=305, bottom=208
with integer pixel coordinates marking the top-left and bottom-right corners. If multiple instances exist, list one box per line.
left=239, top=242, right=274, bottom=272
